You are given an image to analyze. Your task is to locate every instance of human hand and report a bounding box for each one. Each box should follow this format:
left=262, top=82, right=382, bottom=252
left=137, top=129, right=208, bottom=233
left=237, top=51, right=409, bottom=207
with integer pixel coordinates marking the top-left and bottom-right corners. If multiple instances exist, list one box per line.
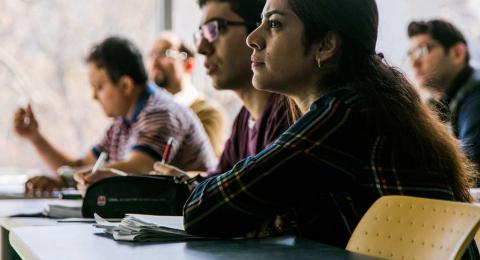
left=151, top=162, right=186, bottom=177
left=245, top=215, right=285, bottom=239
left=25, top=175, right=66, bottom=197
left=73, top=168, right=116, bottom=196
left=13, top=104, right=40, bottom=141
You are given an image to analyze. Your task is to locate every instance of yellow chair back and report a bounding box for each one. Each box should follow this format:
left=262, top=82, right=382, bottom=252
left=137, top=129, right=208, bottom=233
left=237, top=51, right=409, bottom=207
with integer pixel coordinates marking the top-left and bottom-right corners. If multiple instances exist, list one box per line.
left=346, top=195, right=480, bottom=260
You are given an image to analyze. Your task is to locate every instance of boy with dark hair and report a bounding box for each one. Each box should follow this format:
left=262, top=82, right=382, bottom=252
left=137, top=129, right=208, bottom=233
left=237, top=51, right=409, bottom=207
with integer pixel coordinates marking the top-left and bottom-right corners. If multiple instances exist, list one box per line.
left=407, top=19, right=480, bottom=174
left=14, top=36, right=216, bottom=195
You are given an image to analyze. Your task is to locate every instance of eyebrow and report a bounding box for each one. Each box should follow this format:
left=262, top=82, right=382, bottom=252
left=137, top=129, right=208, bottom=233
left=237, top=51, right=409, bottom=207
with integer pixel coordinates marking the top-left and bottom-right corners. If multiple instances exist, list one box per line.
left=261, top=10, right=286, bottom=19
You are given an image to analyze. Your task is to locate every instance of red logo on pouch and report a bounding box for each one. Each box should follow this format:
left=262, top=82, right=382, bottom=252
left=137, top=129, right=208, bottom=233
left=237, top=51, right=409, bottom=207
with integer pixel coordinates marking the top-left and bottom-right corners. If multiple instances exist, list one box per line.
left=97, top=195, right=107, bottom=206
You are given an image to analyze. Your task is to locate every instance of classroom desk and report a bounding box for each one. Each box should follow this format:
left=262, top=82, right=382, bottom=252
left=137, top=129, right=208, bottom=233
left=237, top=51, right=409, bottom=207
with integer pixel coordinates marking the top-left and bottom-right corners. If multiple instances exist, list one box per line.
left=0, top=199, right=55, bottom=218
left=0, top=199, right=83, bottom=260
left=9, top=223, right=376, bottom=260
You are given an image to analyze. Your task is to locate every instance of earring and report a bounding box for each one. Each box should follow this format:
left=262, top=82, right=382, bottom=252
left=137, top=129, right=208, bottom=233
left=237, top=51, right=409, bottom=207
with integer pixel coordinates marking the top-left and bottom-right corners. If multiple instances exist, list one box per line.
left=316, top=57, right=322, bottom=68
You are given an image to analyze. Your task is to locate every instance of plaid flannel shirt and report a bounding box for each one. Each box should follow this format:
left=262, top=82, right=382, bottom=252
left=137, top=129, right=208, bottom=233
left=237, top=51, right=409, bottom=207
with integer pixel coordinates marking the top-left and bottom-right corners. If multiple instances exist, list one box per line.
left=183, top=87, right=478, bottom=258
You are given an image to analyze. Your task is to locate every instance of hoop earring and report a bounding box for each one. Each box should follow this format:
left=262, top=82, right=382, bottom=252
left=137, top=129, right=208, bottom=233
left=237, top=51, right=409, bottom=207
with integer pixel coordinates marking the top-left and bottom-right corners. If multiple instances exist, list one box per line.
left=316, top=57, right=322, bottom=68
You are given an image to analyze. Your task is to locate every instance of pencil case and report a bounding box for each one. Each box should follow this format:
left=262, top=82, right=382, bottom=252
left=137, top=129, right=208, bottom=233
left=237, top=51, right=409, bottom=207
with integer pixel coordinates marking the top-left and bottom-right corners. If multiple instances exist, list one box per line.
left=81, top=175, right=190, bottom=218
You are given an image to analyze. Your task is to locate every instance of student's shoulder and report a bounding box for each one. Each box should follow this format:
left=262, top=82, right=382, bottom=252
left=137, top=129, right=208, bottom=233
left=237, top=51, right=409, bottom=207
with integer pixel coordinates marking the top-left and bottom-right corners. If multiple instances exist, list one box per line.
left=317, top=88, right=362, bottom=108
left=144, top=91, right=186, bottom=115
left=190, top=97, right=225, bottom=119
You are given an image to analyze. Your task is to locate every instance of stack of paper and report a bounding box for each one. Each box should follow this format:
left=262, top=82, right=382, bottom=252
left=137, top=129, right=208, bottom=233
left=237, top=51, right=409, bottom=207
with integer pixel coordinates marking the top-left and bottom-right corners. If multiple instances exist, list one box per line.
left=44, top=200, right=83, bottom=218
left=94, top=213, right=211, bottom=242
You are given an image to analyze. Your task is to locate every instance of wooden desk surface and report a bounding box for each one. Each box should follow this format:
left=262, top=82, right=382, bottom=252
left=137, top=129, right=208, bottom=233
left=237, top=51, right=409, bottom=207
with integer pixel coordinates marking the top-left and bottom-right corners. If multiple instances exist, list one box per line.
left=9, top=224, right=375, bottom=260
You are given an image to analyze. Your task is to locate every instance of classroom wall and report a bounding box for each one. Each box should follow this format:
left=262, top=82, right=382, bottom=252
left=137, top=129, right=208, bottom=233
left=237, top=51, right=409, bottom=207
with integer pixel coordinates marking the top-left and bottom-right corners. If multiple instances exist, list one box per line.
left=172, top=0, right=480, bottom=85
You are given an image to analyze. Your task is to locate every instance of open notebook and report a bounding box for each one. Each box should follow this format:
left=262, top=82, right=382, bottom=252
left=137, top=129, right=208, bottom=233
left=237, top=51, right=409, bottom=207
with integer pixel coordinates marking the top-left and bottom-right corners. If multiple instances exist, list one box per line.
left=94, top=213, right=214, bottom=242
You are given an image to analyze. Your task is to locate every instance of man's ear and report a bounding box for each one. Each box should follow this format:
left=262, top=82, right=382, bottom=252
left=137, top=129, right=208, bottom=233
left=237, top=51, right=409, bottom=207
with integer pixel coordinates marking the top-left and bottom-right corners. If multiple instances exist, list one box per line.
left=315, top=31, right=341, bottom=64
left=118, top=76, right=136, bottom=96
left=448, top=43, right=467, bottom=66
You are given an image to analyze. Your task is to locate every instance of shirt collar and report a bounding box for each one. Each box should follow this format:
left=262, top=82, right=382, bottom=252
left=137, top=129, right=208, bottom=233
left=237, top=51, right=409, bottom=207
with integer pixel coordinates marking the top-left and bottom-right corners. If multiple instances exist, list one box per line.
left=443, top=65, right=473, bottom=104
left=124, top=85, right=153, bottom=124
left=173, top=81, right=201, bottom=107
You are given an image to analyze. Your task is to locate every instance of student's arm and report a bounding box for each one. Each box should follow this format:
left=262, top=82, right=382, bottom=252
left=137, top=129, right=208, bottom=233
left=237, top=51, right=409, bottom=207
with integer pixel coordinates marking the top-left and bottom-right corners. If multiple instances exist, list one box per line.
left=79, top=151, right=157, bottom=184
left=183, top=96, right=355, bottom=237
left=184, top=146, right=308, bottom=237
left=29, top=134, right=96, bottom=170
left=77, top=109, right=184, bottom=185
left=24, top=150, right=96, bottom=196
left=152, top=162, right=203, bottom=178
left=13, top=104, right=95, bottom=170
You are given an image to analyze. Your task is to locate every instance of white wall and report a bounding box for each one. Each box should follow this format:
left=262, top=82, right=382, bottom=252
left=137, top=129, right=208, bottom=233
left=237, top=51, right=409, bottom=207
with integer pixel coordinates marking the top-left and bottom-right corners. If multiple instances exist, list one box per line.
left=376, top=0, right=480, bottom=75
left=169, top=0, right=480, bottom=115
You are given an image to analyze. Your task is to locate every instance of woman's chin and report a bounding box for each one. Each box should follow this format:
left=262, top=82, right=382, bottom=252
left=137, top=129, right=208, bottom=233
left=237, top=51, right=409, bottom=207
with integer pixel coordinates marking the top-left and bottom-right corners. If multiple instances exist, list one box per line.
left=252, top=77, right=270, bottom=91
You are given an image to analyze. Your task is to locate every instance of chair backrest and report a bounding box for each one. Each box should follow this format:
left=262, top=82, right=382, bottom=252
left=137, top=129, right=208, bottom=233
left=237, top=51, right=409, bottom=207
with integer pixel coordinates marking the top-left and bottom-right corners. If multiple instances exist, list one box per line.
left=346, top=195, right=480, bottom=260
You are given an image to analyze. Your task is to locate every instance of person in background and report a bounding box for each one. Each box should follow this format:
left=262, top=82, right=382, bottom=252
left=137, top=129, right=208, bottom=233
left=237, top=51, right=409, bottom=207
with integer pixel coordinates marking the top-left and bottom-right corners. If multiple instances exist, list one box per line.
left=182, top=0, right=478, bottom=258
left=149, top=32, right=227, bottom=158
left=153, top=0, right=299, bottom=182
left=13, top=36, right=216, bottom=195
left=407, top=19, right=480, bottom=174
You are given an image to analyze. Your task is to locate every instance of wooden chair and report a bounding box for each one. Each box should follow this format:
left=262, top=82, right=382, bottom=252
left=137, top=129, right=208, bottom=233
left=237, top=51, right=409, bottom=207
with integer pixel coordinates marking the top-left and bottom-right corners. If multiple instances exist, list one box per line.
left=346, top=195, right=480, bottom=260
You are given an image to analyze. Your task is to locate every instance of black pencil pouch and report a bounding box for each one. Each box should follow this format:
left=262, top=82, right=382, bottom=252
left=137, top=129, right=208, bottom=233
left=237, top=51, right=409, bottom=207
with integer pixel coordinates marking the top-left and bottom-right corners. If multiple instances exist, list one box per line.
left=81, top=175, right=190, bottom=218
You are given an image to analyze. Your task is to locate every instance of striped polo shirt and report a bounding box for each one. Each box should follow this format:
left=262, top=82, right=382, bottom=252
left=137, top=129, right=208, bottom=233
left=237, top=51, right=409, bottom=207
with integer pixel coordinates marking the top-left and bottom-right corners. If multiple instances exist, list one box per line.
left=92, top=86, right=216, bottom=172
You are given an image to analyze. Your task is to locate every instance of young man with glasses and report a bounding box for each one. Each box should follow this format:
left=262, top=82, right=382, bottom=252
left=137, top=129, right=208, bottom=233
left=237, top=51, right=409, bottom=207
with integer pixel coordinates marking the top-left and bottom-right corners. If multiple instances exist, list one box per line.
left=149, top=32, right=227, bottom=158
left=408, top=19, right=480, bottom=176
left=154, top=0, right=298, bottom=184
left=13, top=37, right=216, bottom=195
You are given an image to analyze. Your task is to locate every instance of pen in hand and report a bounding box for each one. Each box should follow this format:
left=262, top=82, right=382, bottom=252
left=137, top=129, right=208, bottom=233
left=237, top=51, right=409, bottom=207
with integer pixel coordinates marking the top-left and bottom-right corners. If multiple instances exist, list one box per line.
left=161, top=137, right=174, bottom=164
left=148, top=137, right=175, bottom=176
left=91, top=152, right=129, bottom=177
left=92, top=151, right=108, bottom=174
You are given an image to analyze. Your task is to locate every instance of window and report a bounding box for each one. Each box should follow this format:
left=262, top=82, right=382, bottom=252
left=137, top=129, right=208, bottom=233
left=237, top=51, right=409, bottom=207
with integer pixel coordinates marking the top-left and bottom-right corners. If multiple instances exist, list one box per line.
left=0, top=0, right=158, bottom=170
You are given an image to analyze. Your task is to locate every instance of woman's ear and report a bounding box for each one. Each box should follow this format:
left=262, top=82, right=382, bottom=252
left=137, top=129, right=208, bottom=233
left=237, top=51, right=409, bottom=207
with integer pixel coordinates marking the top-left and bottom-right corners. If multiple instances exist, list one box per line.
left=315, top=31, right=341, bottom=64
left=118, top=76, right=136, bottom=96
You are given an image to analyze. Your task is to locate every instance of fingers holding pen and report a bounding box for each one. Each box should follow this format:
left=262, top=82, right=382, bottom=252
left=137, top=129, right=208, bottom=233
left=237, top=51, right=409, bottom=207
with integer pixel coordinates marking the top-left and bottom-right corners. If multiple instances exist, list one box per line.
left=13, top=103, right=39, bottom=140
left=152, top=162, right=185, bottom=177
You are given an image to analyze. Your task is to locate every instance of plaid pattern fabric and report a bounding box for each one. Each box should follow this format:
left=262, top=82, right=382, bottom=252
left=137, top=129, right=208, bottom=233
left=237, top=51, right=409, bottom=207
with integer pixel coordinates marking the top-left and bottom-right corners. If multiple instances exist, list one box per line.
left=183, top=88, right=478, bottom=258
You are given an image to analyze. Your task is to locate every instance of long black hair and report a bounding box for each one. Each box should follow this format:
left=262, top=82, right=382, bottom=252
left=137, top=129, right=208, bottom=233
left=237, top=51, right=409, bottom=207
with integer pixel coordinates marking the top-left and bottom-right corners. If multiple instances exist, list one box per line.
left=289, top=0, right=474, bottom=202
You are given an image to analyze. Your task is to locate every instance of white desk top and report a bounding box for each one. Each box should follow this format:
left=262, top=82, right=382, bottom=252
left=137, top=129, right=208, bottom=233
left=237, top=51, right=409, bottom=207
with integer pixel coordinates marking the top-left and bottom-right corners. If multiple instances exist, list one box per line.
left=9, top=221, right=374, bottom=260
left=0, top=199, right=56, bottom=218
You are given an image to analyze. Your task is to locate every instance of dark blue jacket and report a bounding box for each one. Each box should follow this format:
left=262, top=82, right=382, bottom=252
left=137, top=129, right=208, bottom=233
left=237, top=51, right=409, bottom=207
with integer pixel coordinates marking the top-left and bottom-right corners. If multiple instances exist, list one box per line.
left=444, top=66, right=480, bottom=171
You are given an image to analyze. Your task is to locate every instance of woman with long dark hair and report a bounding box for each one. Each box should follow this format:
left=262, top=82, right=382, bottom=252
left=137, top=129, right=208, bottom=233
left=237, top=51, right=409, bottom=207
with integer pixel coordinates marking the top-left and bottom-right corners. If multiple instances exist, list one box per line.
left=183, top=0, right=477, bottom=256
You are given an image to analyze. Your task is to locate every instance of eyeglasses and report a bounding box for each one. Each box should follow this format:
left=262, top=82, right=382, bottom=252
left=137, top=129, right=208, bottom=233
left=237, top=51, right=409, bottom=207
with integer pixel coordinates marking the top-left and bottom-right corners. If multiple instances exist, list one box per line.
left=193, top=18, right=257, bottom=47
left=407, top=43, right=441, bottom=61
left=149, top=49, right=188, bottom=61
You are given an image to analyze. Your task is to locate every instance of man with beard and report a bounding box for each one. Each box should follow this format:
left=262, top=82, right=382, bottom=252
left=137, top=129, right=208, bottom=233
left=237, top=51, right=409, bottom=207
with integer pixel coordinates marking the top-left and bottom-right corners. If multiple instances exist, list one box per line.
left=149, top=32, right=227, bottom=158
